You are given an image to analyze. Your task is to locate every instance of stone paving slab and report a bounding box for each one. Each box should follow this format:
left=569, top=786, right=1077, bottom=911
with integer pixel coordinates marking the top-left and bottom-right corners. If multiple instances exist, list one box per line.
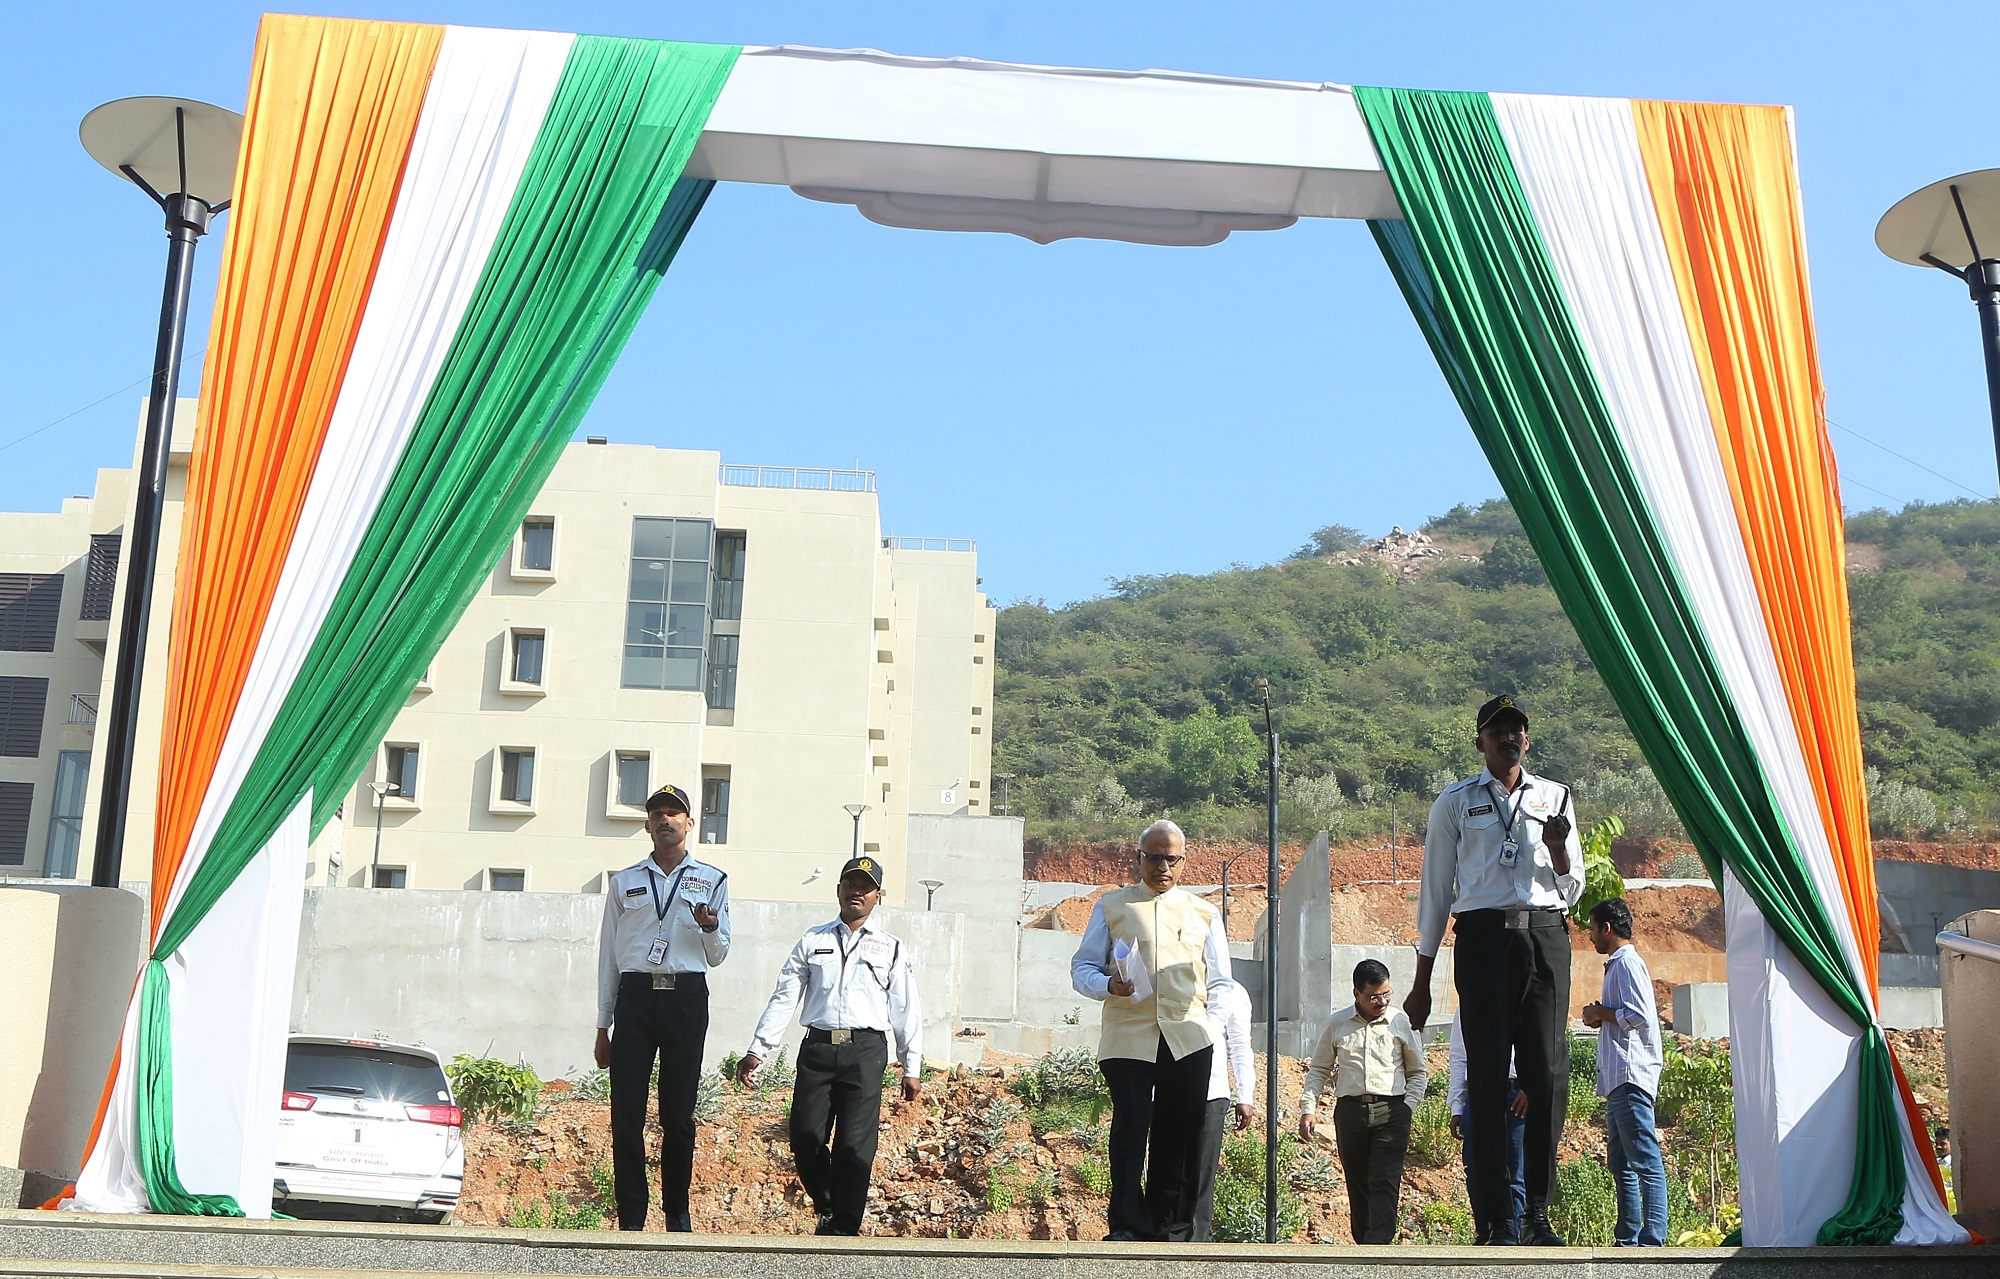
left=0, top=1212, right=1989, bottom=1279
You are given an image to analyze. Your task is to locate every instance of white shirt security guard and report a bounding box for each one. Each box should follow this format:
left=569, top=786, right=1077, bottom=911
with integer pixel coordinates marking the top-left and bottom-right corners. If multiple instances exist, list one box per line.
left=591, top=784, right=729, bottom=1233
left=1415, top=766, right=1581, bottom=957
left=738, top=855, right=921, bottom=1235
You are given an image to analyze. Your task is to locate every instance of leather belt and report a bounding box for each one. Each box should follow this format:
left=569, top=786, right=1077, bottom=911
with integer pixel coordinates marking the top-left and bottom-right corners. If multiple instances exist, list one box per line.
left=620, top=970, right=707, bottom=992
left=806, top=1026, right=884, bottom=1045
left=1457, top=907, right=1567, bottom=931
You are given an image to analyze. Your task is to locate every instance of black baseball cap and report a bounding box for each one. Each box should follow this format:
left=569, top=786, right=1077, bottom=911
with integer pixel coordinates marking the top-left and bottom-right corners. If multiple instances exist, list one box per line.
left=840, top=855, right=884, bottom=889
left=1476, top=695, right=1529, bottom=732
left=645, top=784, right=692, bottom=815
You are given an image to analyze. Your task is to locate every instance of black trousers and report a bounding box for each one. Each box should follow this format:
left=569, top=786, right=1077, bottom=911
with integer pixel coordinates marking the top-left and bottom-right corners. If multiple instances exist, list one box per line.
left=1334, top=1095, right=1412, bottom=1243
left=1180, top=1096, right=1232, bottom=1242
left=1100, top=1036, right=1213, bottom=1241
left=789, top=1028, right=890, bottom=1235
left=609, top=973, right=708, bottom=1230
left=1452, top=910, right=1571, bottom=1229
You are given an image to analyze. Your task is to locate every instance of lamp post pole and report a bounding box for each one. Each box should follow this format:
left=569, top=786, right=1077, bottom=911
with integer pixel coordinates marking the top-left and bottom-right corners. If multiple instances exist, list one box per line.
left=920, top=878, right=944, bottom=910
left=843, top=802, right=870, bottom=859
left=1257, top=678, right=1280, bottom=1243
left=368, top=782, right=397, bottom=888
left=79, top=98, right=241, bottom=887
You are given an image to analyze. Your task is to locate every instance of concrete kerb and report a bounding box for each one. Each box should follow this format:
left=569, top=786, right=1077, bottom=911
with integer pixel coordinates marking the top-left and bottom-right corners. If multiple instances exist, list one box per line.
left=0, top=1214, right=1993, bottom=1279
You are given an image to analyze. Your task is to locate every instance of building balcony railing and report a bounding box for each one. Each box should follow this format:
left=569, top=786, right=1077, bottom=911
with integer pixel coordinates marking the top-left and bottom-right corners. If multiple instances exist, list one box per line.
left=883, top=536, right=977, bottom=553
left=69, top=693, right=99, bottom=727
left=719, top=464, right=876, bottom=493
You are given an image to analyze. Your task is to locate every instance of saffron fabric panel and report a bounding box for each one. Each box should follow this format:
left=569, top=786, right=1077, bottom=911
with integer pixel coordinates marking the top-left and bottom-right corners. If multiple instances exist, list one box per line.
left=1352, top=86, right=1963, bottom=1246
left=74, top=15, right=739, bottom=1215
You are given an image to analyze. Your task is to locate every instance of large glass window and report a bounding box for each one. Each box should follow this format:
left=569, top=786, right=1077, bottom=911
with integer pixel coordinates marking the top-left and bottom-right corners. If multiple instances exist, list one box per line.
left=510, top=629, right=545, bottom=685
left=44, top=750, right=88, bottom=877
left=519, top=517, right=555, bottom=572
left=622, top=518, right=711, bottom=689
left=615, top=751, right=651, bottom=808
left=712, top=532, right=746, bottom=620
left=706, top=633, right=739, bottom=710
left=499, top=748, right=536, bottom=804
left=700, top=775, right=730, bottom=845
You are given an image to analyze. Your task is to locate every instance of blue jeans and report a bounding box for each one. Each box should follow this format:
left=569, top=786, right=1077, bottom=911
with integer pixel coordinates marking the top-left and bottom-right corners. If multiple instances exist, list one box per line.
left=1605, top=1083, right=1668, bottom=1246
left=1459, top=1088, right=1527, bottom=1228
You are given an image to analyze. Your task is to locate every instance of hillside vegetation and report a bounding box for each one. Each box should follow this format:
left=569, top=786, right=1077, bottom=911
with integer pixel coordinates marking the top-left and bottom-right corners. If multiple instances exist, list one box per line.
left=992, top=498, right=2000, bottom=845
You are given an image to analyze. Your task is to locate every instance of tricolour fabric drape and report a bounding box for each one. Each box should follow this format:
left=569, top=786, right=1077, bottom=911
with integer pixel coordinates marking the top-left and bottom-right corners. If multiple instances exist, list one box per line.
left=1352, top=86, right=1963, bottom=1247
left=73, top=14, right=738, bottom=1216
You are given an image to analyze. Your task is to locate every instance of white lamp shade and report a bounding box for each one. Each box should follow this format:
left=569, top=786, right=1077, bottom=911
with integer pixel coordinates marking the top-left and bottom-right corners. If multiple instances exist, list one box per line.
left=81, top=96, right=243, bottom=206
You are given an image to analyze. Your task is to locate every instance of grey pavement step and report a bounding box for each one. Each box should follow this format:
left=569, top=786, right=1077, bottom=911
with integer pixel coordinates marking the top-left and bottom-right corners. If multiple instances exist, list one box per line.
left=0, top=1212, right=1991, bottom=1279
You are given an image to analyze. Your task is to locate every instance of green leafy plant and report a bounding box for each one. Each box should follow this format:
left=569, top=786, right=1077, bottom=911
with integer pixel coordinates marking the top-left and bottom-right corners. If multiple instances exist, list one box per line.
left=984, top=1159, right=1020, bottom=1212
left=1658, top=850, right=1710, bottom=881
left=1287, top=1148, right=1337, bottom=1193
left=1407, top=1093, right=1458, bottom=1168
left=1008, top=1048, right=1110, bottom=1137
left=1658, top=1040, right=1737, bottom=1229
left=1550, top=1155, right=1619, bottom=1246
left=1569, top=814, right=1628, bottom=926
left=1211, top=1129, right=1306, bottom=1243
left=1566, top=1035, right=1604, bottom=1123
left=503, top=1159, right=615, bottom=1230
left=976, top=1096, right=1024, bottom=1149
left=1407, top=1196, right=1475, bottom=1245
left=1023, top=1168, right=1058, bottom=1205
left=1073, top=1154, right=1112, bottom=1196
left=693, top=1070, right=723, bottom=1123
left=446, top=1054, right=540, bottom=1126
left=569, top=1068, right=610, bottom=1103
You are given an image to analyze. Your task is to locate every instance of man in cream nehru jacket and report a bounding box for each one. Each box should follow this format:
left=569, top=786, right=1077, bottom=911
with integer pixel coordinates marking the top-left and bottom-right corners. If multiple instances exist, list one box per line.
left=1071, top=819, right=1233, bottom=1242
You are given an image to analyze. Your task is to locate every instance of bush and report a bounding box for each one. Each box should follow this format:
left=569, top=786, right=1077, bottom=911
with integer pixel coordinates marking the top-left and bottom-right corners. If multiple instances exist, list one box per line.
left=984, top=1160, right=1020, bottom=1212
left=1211, top=1129, right=1307, bottom=1242
left=446, top=1054, right=540, bottom=1126
left=1074, top=1153, right=1112, bottom=1196
left=1010, top=1047, right=1112, bottom=1136
left=569, top=1068, right=610, bottom=1102
left=1288, top=1148, right=1337, bottom=1194
left=1550, top=1156, right=1618, bottom=1246
left=503, top=1159, right=615, bottom=1230
left=1569, top=815, right=1628, bottom=927
left=1407, top=1196, right=1476, bottom=1245
left=1407, top=1093, right=1457, bottom=1168
left=1023, top=1168, right=1058, bottom=1205
left=1658, top=851, right=1709, bottom=881
left=977, top=1097, right=1024, bottom=1149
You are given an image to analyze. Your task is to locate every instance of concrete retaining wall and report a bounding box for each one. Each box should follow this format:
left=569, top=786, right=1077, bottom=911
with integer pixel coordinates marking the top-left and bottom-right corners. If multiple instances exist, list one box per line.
left=291, top=887, right=964, bottom=1078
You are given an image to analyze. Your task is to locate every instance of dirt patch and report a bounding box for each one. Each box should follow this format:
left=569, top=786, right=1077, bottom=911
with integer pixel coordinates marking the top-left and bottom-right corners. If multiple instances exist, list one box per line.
left=1568, top=885, right=1725, bottom=954
left=1875, top=841, right=2000, bottom=873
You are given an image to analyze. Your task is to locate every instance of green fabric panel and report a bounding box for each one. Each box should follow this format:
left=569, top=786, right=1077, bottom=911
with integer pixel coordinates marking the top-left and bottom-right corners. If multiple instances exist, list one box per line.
left=135, top=960, right=243, bottom=1215
left=137, top=36, right=737, bottom=1210
left=1353, top=86, right=1905, bottom=1245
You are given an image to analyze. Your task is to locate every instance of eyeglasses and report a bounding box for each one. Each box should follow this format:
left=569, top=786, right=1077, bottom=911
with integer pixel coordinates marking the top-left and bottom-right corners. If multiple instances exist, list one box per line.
left=1140, top=852, right=1185, bottom=867
left=1359, top=990, right=1394, bottom=1005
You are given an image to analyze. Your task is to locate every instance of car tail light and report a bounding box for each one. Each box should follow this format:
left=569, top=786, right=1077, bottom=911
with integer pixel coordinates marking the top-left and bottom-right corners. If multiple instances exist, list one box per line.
left=405, top=1104, right=463, bottom=1127
left=281, top=1092, right=317, bottom=1111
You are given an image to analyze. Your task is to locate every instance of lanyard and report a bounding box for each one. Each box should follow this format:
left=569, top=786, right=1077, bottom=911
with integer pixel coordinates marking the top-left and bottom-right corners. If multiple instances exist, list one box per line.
left=649, top=863, right=691, bottom=924
left=1482, top=781, right=1524, bottom=843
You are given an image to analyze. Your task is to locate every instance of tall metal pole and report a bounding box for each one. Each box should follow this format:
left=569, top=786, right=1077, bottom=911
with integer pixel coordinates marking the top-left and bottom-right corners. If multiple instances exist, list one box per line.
left=1258, top=679, right=1279, bottom=1242
left=1967, top=256, right=2000, bottom=482
left=91, top=112, right=218, bottom=887
left=369, top=783, right=389, bottom=888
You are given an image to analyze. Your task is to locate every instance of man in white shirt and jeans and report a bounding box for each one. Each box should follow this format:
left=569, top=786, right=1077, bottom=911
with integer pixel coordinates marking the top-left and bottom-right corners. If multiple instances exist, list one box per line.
left=1407, top=695, right=1580, bottom=1246
left=738, top=855, right=922, bottom=1235
left=1177, top=977, right=1256, bottom=1242
left=1582, top=897, right=1665, bottom=1246
left=1299, top=960, right=1428, bottom=1243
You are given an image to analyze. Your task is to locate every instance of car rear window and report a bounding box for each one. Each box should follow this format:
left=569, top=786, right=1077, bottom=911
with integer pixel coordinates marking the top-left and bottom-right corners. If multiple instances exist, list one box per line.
left=284, top=1043, right=450, bottom=1104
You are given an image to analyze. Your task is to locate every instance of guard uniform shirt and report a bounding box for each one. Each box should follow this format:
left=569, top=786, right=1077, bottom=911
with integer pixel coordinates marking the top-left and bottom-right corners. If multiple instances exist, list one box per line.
left=596, top=854, right=731, bottom=1029
left=1416, top=767, right=1582, bottom=958
left=748, top=918, right=923, bottom=1076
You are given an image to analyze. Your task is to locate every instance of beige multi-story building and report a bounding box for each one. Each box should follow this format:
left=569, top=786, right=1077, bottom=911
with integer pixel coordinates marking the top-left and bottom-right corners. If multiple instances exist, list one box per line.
left=2, top=407, right=996, bottom=910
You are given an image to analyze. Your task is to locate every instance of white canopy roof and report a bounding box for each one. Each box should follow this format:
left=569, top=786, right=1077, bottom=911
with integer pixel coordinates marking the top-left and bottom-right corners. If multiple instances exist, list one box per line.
left=686, top=45, right=1400, bottom=246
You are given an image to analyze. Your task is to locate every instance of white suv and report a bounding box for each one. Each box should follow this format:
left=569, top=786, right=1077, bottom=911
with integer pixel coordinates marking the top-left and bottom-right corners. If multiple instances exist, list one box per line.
left=274, top=1036, right=464, bottom=1223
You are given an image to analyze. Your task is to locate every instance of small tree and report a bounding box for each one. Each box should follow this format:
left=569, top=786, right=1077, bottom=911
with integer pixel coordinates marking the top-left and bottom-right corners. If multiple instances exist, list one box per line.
left=1163, top=706, right=1261, bottom=803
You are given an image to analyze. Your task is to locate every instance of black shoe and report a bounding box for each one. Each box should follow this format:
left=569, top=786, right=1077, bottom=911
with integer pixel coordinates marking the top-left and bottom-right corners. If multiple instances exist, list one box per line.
left=1485, top=1220, right=1521, bottom=1246
left=1522, top=1208, right=1565, bottom=1247
left=666, top=1212, right=693, bottom=1233
left=1474, top=1219, right=1493, bottom=1245
left=815, top=1215, right=839, bottom=1236
left=1106, top=1231, right=1138, bottom=1242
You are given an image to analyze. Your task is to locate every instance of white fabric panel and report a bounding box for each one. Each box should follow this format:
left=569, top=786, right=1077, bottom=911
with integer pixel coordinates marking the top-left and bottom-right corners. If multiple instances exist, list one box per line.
left=70, top=988, right=148, bottom=1212
left=164, top=795, right=309, bottom=1216
left=157, top=26, right=573, bottom=934
left=1725, top=866, right=1864, bottom=1245
left=792, top=187, right=1295, bottom=246
left=1494, top=93, right=1965, bottom=1245
left=689, top=46, right=1398, bottom=221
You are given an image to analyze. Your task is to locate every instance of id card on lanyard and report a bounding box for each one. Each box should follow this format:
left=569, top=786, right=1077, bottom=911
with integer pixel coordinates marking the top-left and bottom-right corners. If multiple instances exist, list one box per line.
left=646, top=865, right=689, bottom=966
left=1484, top=783, right=1523, bottom=869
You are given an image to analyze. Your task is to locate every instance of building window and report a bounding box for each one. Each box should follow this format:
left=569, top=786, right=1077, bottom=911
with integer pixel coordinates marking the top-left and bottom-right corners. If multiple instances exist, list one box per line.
left=0, top=573, right=63, bottom=651
left=497, top=747, right=536, bottom=807
left=518, top=517, right=555, bottom=573
left=712, top=532, right=746, bottom=620
left=382, top=743, right=420, bottom=804
left=700, top=773, right=730, bottom=845
left=706, top=634, right=738, bottom=710
left=81, top=534, right=121, bottom=622
left=489, top=869, right=526, bottom=892
left=614, top=751, right=651, bottom=809
left=622, top=517, right=711, bottom=690
left=373, top=865, right=407, bottom=889
left=44, top=750, right=89, bottom=877
left=0, top=676, right=50, bottom=757
left=0, top=780, right=29, bottom=866
left=508, top=628, right=546, bottom=688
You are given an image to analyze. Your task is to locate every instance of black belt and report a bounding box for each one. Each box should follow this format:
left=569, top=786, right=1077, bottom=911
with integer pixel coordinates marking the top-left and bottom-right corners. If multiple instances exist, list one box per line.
left=1337, top=1093, right=1405, bottom=1105
left=805, top=1026, right=884, bottom=1045
left=1455, top=907, right=1567, bottom=931
left=619, top=970, right=707, bottom=991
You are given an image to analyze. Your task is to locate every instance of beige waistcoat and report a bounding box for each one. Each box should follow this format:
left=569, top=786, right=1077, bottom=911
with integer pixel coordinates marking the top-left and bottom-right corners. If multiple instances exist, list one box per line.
left=1095, top=884, right=1219, bottom=1063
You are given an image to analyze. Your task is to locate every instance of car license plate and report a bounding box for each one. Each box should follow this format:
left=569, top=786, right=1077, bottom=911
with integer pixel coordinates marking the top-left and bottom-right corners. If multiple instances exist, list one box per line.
left=319, top=1143, right=392, bottom=1171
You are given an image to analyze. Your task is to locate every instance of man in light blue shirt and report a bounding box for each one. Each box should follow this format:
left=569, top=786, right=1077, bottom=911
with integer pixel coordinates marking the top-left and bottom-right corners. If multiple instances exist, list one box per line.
left=1582, top=897, right=1665, bottom=1246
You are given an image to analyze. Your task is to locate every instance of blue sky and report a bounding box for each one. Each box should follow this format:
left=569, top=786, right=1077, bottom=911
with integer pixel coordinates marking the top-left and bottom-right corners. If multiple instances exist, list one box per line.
left=4, top=2, right=1993, bottom=606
